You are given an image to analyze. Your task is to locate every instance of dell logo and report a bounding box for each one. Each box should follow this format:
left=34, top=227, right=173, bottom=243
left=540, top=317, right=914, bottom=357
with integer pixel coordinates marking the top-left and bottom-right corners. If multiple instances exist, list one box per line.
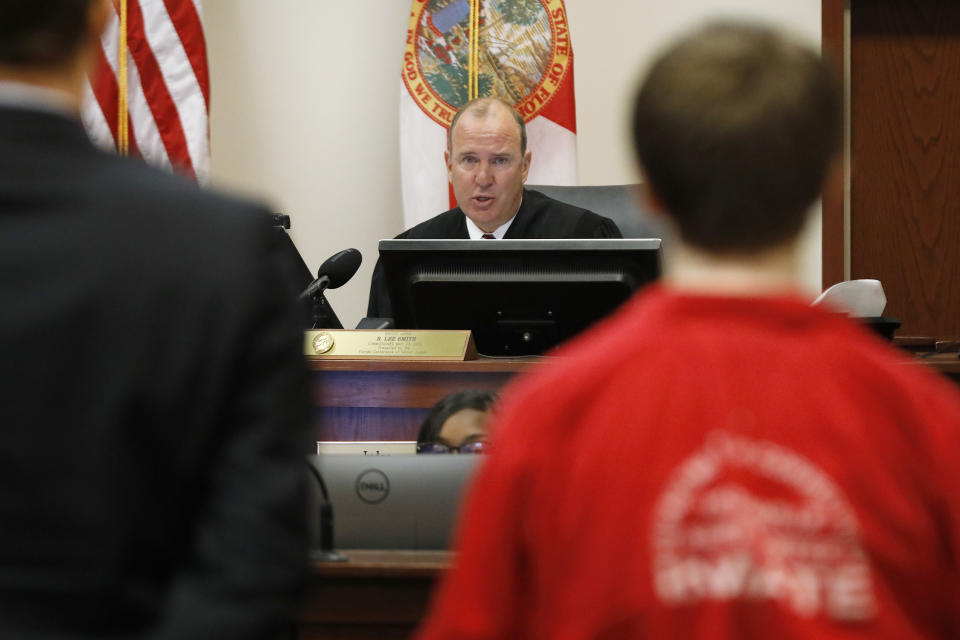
left=355, top=469, right=390, bottom=504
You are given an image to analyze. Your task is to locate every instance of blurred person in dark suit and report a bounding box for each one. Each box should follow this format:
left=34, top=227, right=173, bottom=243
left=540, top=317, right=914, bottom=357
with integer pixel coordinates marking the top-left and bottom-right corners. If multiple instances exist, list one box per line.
left=417, top=22, right=960, bottom=640
left=0, top=1, right=310, bottom=638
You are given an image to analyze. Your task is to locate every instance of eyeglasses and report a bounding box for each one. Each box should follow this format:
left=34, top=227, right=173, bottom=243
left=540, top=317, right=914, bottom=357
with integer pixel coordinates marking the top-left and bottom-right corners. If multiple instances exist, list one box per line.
left=416, top=441, right=489, bottom=454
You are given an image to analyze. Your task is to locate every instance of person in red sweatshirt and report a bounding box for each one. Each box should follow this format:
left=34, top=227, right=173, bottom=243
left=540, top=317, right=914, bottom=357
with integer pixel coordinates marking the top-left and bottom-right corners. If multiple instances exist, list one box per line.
left=416, top=21, right=960, bottom=640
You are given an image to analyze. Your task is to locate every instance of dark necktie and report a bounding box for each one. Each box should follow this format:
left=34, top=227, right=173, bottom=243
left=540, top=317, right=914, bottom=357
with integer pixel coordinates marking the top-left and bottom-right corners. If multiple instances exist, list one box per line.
left=481, top=233, right=496, bottom=239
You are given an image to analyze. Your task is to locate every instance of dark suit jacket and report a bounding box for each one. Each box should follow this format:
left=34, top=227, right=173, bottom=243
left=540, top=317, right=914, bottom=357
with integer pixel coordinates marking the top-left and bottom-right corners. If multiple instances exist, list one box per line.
left=0, top=106, right=309, bottom=639
left=367, top=188, right=622, bottom=318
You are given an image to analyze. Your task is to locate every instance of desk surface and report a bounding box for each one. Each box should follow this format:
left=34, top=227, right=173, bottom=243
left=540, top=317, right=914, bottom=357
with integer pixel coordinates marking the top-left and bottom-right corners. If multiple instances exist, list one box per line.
left=312, top=549, right=451, bottom=578
left=307, top=356, right=540, bottom=373
left=309, top=351, right=960, bottom=376
left=297, top=550, right=450, bottom=640
left=912, top=352, right=960, bottom=375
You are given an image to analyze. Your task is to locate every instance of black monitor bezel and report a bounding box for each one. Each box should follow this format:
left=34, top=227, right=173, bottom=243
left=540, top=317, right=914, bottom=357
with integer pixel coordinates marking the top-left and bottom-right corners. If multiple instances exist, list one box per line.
left=379, top=238, right=662, bottom=356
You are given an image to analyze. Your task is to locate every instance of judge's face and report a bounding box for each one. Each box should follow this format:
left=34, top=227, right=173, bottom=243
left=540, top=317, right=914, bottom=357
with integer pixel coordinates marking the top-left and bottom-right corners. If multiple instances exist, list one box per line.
left=445, top=106, right=531, bottom=233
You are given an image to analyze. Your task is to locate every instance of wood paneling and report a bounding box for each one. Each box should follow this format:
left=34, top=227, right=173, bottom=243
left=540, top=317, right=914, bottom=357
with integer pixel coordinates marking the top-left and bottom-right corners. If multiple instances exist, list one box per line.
left=309, top=353, right=960, bottom=441
left=309, top=358, right=531, bottom=441
left=849, top=2, right=960, bottom=338
left=312, top=407, right=428, bottom=441
left=312, top=371, right=511, bottom=409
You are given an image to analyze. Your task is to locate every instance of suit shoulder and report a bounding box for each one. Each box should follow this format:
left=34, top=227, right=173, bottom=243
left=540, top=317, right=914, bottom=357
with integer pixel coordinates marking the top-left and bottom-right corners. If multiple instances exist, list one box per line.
left=524, top=189, right=586, bottom=216
left=575, top=210, right=622, bottom=237
left=522, top=189, right=622, bottom=238
left=88, top=153, right=270, bottom=233
left=76, top=155, right=277, bottom=291
left=398, top=208, right=464, bottom=239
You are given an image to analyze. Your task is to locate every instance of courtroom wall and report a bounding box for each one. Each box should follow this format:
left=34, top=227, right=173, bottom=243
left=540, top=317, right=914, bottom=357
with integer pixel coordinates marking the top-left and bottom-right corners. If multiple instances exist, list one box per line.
left=204, top=0, right=821, bottom=329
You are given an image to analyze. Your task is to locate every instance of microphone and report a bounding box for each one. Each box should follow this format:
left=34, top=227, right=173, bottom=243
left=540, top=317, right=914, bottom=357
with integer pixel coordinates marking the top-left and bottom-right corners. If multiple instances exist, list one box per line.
left=299, top=248, right=362, bottom=301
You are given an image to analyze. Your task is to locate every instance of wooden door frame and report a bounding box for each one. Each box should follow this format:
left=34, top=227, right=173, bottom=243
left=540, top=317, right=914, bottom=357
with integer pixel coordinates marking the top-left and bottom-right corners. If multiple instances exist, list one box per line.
left=821, top=0, right=846, bottom=289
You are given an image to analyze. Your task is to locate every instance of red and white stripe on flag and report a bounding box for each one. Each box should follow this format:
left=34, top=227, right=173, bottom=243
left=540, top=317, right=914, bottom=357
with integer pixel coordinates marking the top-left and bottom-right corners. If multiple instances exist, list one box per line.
left=400, top=0, right=577, bottom=229
left=82, top=0, right=210, bottom=183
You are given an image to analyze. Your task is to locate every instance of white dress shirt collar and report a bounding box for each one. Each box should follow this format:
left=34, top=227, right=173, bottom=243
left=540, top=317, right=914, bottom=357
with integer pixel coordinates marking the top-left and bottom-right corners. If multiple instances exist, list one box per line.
left=463, top=195, right=522, bottom=239
left=0, top=81, right=76, bottom=117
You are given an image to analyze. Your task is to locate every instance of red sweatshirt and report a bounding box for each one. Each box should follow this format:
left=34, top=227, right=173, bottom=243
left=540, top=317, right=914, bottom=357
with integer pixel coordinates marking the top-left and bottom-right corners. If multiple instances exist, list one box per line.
left=417, top=286, right=960, bottom=640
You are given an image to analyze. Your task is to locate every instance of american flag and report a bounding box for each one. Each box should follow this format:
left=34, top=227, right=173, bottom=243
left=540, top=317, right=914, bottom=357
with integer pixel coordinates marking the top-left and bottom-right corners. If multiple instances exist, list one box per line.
left=82, top=0, right=210, bottom=183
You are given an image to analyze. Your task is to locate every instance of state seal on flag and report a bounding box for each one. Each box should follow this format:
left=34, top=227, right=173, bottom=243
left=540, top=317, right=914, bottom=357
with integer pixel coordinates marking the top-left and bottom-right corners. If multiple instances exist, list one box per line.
left=402, top=0, right=573, bottom=126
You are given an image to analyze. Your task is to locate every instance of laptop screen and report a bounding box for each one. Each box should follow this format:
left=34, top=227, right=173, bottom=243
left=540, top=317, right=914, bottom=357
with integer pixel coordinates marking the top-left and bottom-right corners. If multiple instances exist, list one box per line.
left=310, top=454, right=481, bottom=550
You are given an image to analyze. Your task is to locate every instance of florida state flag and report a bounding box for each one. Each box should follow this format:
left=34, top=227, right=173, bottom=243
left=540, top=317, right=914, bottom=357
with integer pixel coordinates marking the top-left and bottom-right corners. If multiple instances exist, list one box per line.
left=400, top=0, right=577, bottom=228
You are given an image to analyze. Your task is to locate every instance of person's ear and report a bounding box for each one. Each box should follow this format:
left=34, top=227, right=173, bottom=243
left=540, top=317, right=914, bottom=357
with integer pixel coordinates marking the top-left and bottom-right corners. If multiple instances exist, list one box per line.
left=444, top=149, right=453, bottom=183
left=521, top=149, right=532, bottom=183
left=87, top=0, right=112, bottom=46
left=821, top=153, right=843, bottom=206
left=72, top=0, right=112, bottom=98
left=634, top=169, right=668, bottom=220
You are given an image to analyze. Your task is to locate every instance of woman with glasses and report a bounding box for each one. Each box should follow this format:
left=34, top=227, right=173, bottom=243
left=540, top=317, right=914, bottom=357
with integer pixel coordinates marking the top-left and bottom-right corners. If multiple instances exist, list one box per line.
left=416, top=389, right=497, bottom=454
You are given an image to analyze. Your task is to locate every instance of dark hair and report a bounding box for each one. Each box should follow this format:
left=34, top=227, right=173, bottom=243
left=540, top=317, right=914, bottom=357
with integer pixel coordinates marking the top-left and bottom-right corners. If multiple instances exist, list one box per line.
left=417, top=389, right=499, bottom=445
left=0, top=0, right=96, bottom=68
left=448, top=97, right=527, bottom=155
left=632, top=22, right=841, bottom=254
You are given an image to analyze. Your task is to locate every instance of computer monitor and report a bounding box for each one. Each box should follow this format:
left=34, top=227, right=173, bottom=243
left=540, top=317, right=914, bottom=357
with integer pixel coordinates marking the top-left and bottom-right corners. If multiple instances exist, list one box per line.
left=379, top=238, right=662, bottom=356
left=310, top=454, right=479, bottom=551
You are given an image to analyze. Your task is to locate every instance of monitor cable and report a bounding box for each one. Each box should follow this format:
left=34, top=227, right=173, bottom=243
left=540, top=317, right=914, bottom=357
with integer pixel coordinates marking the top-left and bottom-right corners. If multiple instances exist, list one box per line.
left=305, top=459, right=348, bottom=563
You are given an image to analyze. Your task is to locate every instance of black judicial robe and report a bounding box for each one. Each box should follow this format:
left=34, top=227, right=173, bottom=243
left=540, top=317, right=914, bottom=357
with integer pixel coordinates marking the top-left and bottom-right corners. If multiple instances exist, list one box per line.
left=366, top=188, right=622, bottom=318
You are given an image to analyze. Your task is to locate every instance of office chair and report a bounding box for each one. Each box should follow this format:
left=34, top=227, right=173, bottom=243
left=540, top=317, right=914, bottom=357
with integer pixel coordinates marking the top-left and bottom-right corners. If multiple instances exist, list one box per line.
left=525, top=183, right=666, bottom=241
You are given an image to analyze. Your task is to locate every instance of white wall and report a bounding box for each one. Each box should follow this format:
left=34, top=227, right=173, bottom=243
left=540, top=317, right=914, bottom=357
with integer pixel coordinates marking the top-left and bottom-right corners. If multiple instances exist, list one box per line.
left=205, top=1, right=822, bottom=328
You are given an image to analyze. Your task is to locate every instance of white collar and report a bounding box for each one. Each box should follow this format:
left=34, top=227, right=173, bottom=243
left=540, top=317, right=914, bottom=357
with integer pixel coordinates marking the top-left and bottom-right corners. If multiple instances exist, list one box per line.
left=0, top=81, right=76, bottom=117
left=463, top=195, right=523, bottom=239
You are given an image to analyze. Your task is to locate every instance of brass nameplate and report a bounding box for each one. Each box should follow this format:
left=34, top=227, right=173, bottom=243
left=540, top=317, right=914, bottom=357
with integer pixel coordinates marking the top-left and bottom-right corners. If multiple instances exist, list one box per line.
left=305, top=330, right=476, bottom=360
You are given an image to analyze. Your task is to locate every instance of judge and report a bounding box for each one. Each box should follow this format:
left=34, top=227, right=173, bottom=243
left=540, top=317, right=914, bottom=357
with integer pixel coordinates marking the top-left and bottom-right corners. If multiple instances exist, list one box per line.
left=367, top=97, right=621, bottom=319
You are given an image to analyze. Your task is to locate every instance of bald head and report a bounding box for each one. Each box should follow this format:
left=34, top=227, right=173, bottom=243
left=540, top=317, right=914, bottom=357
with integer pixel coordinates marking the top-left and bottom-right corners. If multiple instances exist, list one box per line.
left=444, top=96, right=532, bottom=233
left=448, top=97, right=527, bottom=155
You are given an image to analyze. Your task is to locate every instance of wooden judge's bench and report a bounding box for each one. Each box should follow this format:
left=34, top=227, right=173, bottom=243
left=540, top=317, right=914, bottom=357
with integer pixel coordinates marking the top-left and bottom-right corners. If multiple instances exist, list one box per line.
left=308, top=355, right=535, bottom=443
left=307, top=352, right=960, bottom=444
left=291, top=349, right=960, bottom=639
left=293, top=355, right=532, bottom=639
left=295, top=550, right=448, bottom=640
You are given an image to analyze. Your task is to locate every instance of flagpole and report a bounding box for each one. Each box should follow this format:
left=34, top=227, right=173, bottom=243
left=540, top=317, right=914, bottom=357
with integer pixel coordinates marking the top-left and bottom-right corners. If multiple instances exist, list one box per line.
left=469, top=0, right=479, bottom=100
left=117, top=0, right=129, bottom=155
